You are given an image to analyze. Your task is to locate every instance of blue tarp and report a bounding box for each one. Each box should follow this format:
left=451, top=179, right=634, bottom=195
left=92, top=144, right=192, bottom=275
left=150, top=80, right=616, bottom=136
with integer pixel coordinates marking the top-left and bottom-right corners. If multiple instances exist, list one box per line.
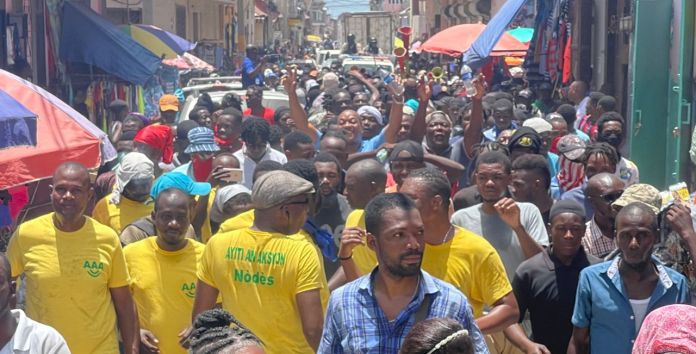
left=462, top=0, right=529, bottom=68
left=59, top=2, right=161, bottom=85
left=0, top=89, right=36, bottom=148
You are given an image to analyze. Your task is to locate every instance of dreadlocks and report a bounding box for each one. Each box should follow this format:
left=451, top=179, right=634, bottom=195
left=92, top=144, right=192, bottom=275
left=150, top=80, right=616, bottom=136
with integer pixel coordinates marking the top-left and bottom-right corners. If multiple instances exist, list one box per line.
left=188, top=308, right=263, bottom=354
left=582, top=142, right=619, bottom=167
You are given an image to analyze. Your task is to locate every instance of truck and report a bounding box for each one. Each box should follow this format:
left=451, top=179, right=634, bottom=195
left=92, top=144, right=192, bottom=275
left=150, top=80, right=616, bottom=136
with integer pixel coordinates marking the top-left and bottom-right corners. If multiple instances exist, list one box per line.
left=336, top=11, right=398, bottom=55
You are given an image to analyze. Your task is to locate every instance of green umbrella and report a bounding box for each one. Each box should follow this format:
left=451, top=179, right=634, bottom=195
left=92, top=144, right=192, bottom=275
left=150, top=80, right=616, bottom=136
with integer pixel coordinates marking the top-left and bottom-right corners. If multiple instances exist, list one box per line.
left=507, top=27, right=534, bottom=43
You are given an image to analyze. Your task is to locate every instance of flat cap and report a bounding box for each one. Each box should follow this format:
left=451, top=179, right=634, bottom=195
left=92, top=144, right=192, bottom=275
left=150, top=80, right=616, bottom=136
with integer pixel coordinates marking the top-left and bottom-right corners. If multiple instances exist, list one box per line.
left=252, top=170, right=315, bottom=210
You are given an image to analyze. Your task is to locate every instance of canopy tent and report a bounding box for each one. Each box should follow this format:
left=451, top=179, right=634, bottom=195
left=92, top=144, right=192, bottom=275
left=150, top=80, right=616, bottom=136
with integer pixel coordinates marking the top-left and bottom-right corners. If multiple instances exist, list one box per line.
left=59, top=2, right=161, bottom=85
left=121, top=24, right=196, bottom=59
left=420, top=23, right=529, bottom=57
left=462, top=0, right=530, bottom=67
left=162, top=53, right=215, bottom=72
left=0, top=90, right=37, bottom=149
left=0, top=69, right=116, bottom=189
left=507, top=27, right=534, bottom=43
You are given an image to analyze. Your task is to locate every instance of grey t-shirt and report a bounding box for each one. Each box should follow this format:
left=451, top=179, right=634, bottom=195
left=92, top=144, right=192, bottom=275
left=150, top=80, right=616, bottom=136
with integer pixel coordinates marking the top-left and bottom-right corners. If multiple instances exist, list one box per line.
left=451, top=202, right=550, bottom=279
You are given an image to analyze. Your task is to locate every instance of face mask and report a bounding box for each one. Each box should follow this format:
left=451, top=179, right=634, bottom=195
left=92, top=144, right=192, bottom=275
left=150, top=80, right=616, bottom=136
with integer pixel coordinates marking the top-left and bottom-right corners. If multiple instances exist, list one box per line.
left=192, top=155, right=213, bottom=182
left=599, top=132, right=622, bottom=147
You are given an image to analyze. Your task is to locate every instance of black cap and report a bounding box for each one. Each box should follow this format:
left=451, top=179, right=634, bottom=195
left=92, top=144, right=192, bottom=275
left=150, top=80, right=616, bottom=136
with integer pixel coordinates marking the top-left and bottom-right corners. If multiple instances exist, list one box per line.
left=507, top=127, right=541, bottom=153
left=389, top=140, right=424, bottom=162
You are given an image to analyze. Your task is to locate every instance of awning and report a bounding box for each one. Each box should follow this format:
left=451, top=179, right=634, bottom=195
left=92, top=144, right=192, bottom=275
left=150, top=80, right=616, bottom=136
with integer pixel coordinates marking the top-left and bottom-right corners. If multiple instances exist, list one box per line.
left=59, top=2, right=161, bottom=85
left=255, top=0, right=268, bottom=17
left=0, top=89, right=37, bottom=149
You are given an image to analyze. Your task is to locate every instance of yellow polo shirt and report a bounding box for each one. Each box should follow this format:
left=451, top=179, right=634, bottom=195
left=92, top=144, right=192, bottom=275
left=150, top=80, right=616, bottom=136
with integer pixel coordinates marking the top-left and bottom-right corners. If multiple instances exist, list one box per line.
left=217, top=208, right=255, bottom=234
left=7, top=213, right=130, bottom=354
left=124, top=237, right=205, bottom=354
left=92, top=194, right=154, bottom=234
left=198, top=228, right=322, bottom=353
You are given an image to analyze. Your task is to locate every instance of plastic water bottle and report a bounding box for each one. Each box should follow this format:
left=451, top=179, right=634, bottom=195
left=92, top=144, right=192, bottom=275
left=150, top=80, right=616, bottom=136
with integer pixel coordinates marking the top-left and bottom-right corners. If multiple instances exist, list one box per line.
left=460, top=65, right=477, bottom=97
left=378, top=67, right=403, bottom=94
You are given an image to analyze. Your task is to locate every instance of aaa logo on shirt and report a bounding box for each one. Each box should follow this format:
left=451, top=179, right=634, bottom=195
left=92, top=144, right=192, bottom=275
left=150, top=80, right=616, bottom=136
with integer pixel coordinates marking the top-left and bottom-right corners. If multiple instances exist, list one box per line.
left=83, top=261, right=104, bottom=278
left=181, top=282, right=196, bottom=298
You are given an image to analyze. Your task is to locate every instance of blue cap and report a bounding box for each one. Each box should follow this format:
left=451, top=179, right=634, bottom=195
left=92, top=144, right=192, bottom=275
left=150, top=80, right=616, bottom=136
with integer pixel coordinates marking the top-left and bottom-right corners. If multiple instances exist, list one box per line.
left=185, top=127, right=220, bottom=154
left=151, top=172, right=211, bottom=199
left=405, top=99, right=419, bottom=112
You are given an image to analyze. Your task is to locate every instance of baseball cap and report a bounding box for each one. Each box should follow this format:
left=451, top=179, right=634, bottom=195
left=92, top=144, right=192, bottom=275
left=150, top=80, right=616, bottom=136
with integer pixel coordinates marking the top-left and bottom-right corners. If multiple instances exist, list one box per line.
left=557, top=135, right=587, bottom=161
left=150, top=172, right=211, bottom=199
left=185, top=127, right=221, bottom=154
left=611, top=183, right=661, bottom=214
left=390, top=140, right=424, bottom=162
left=159, top=94, right=179, bottom=112
left=523, top=117, right=553, bottom=134
left=508, top=127, right=541, bottom=153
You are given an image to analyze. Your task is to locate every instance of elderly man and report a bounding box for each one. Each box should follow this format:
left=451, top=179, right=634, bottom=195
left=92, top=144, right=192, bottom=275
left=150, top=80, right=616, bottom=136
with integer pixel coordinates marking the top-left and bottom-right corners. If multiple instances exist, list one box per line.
left=193, top=171, right=324, bottom=353
left=93, top=152, right=155, bottom=233
left=8, top=162, right=138, bottom=353
left=569, top=203, right=690, bottom=354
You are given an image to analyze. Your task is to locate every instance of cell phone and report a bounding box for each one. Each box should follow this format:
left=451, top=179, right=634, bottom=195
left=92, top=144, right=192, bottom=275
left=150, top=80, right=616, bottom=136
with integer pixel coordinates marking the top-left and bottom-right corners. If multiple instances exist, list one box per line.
left=220, top=168, right=243, bottom=183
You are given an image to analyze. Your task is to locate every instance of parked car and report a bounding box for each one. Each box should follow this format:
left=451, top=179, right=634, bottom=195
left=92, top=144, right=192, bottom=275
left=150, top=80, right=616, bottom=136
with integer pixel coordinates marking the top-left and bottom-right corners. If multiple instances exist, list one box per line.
left=180, top=88, right=289, bottom=123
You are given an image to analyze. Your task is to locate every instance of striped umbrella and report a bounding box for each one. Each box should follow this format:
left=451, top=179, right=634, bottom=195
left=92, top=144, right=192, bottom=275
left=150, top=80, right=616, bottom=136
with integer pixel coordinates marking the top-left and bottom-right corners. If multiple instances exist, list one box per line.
left=121, top=24, right=196, bottom=59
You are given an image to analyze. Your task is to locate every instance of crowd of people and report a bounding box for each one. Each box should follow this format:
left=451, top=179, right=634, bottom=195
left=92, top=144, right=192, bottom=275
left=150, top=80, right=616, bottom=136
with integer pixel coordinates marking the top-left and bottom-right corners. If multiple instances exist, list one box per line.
left=3, top=43, right=696, bottom=354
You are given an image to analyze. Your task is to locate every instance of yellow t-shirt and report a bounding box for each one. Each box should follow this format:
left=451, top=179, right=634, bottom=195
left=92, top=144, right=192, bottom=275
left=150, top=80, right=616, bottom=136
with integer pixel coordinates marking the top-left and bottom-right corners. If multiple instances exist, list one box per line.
left=217, top=208, right=255, bottom=234
left=212, top=209, right=329, bottom=309
left=200, top=187, right=217, bottom=243
left=197, top=228, right=322, bottom=354
left=7, top=213, right=130, bottom=354
left=421, top=227, right=512, bottom=317
left=92, top=194, right=154, bottom=234
left=124, top=237, right=205, bottom=354
left=345, top=210, right=378, bottom=275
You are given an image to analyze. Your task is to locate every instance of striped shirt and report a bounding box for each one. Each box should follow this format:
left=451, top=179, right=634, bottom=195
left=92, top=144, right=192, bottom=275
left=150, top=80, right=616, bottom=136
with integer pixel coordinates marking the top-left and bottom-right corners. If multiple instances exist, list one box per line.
left=582, top=217, right=616, bottom=258
left=318, top=270, right=489, bottom=354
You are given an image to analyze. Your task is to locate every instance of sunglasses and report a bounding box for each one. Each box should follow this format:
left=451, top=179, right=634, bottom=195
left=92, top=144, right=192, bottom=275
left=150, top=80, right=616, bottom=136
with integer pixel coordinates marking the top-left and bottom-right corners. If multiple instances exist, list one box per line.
left=596, top=191, right=624, bottom=203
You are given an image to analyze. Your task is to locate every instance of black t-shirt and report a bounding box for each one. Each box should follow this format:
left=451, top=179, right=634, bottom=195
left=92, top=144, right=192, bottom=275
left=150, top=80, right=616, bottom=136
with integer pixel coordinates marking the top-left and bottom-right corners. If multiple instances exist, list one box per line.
left=512, top=248, right=600, bottom=354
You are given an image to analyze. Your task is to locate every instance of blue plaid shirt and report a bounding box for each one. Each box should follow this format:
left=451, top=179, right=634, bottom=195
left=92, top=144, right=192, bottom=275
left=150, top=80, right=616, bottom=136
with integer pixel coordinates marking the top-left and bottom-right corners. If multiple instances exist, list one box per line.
left=318, top=270, right=489, bottom=354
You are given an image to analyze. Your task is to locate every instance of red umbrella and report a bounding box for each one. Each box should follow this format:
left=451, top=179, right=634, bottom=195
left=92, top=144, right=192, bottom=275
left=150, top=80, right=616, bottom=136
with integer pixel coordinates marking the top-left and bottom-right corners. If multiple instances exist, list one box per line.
left=421, top=23, right=529, bottom=57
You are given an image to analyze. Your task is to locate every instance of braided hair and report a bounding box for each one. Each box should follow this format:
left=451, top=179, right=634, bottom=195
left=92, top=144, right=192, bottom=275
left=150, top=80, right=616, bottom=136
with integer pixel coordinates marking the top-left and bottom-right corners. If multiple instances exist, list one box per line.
left=188, top=308, right=263, bottom=354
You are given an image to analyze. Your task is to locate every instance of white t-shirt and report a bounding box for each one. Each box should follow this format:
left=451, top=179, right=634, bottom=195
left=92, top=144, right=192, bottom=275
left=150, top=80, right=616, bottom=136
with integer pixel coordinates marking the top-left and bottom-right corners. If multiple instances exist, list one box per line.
left=0, top=309, right=70, bottom=354
left=451, top=202, right=550, bottom=279
left=629, top=297, right=651, bottom=333
left=233, top=145, right=287, bottom=189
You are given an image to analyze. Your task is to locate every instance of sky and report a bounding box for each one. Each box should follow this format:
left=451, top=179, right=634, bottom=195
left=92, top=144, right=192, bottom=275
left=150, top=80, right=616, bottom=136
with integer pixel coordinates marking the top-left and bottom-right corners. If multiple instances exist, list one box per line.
left=325, top=0, right=370, bottom=18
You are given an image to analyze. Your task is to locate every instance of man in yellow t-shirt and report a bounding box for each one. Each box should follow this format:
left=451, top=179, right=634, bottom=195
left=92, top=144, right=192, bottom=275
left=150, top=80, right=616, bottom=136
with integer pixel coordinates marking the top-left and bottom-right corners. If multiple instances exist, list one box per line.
left=327, top=159, right=386, bottom=290
left=340, top=168, right=547, bottom=353
left=125, top=188, right=207, bottom=354
left=193, top=171, right=324, bottom=353
left=8, top=162, right=139, bottom=354
left=93, top=152, right=155, bottom=233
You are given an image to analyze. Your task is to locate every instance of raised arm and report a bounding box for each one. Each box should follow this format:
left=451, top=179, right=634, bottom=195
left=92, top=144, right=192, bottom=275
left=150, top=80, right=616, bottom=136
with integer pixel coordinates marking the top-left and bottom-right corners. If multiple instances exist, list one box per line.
left=382, top=82, right=405, bottom=144
left=424, top=153, right=464, bottom=184
left=408, top=78, right=432, bottom=143
left=463, top=76, right=486, bottom=157
left=347, top=70, right=380, bottom=105
left=283, top=69, right=319, bottom=143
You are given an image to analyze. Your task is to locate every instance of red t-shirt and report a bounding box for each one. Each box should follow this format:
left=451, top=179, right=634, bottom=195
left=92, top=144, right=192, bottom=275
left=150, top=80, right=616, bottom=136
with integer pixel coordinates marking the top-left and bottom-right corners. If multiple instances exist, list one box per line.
left=243, top=107, right=275, bottom=126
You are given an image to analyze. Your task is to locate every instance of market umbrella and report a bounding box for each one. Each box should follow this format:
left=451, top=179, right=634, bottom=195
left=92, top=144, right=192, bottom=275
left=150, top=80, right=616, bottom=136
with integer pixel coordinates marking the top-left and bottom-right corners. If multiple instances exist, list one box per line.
left=162, top=53, right=215, bottom=72
left=421, top=23, right=529, bottom=57
left=122, top=24, right=196, bottom=59
left=0, top=69, right=116, bottom=189
left=507, top=27, right=534, bottom=43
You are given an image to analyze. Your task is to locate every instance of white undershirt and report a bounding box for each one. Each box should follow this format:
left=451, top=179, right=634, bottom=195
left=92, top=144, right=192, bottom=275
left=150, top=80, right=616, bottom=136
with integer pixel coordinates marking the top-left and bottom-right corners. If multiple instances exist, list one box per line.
left=629, top=297, right=651, bottom=332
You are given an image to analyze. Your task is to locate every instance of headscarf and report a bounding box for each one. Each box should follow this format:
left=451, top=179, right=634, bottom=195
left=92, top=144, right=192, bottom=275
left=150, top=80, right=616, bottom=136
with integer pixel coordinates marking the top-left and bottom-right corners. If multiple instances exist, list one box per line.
left=210, top=184, right=251, bottom=223
left=134, top=125, right=174, bottom=164
left=357, top=105, right=383, bottom=126
left=111, top=152, right=154, bottom=205
left=633, top=304, right=696, bottom=354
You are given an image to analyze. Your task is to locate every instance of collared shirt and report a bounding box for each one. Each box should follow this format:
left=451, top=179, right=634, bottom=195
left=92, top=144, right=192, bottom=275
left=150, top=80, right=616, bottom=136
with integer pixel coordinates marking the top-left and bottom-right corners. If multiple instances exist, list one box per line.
left=0, top=309, right=70, bottom=354
left=582, top=217, right=617, bottom=258
left=318, top=270, right=489, bottom=354
left=241, top=57, right=263, bottom=88
left=571, top=257, right=690, bottom=354
left=232, top=144, right=287, bottom=188
left=482, top=122, right=518, bottom=142
left=513, top=248, right=600, bottom=354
